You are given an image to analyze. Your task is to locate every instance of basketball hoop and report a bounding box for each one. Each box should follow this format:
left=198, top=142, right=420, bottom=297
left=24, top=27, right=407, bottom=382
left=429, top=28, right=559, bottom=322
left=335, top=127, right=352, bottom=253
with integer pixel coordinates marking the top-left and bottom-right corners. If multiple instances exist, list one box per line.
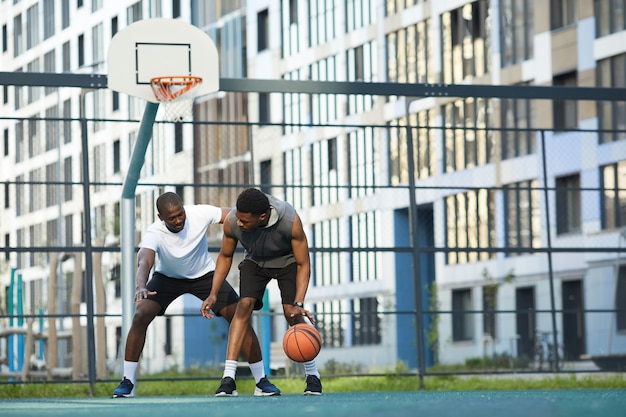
left=150, top=75, right=203, bottom=122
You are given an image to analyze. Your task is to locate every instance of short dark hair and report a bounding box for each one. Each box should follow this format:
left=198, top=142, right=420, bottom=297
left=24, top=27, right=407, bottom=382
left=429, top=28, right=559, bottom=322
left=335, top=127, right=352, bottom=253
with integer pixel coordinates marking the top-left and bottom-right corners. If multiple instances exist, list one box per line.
left=236, top=188, right=270, bottom=215
left=156, top=192, right=183, bottom=214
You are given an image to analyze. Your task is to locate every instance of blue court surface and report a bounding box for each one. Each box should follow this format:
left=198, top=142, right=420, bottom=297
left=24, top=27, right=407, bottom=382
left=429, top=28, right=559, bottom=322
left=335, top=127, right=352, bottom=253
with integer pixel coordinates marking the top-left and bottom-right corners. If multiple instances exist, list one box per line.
left=0, top=390, right=624, bottom=417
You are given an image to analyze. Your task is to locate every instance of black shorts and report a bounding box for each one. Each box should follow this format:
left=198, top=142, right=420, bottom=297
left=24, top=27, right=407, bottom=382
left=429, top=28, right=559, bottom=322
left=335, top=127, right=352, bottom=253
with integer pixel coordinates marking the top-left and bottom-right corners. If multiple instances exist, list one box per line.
left=146, top=270, right=239, bottom=316
left=238, top=259, right=297, bottom=310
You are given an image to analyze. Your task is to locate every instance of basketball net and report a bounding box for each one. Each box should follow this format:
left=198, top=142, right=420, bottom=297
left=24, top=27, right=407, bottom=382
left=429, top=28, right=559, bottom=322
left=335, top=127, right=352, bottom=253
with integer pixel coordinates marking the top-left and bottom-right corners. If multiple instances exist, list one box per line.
left=150, top=76, right=203, bottom=122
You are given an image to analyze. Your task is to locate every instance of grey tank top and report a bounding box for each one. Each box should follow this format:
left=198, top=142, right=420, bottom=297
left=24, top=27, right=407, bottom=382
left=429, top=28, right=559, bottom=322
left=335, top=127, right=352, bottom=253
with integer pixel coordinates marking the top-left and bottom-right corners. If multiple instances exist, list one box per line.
left=228, top=194, right=296, bottom=268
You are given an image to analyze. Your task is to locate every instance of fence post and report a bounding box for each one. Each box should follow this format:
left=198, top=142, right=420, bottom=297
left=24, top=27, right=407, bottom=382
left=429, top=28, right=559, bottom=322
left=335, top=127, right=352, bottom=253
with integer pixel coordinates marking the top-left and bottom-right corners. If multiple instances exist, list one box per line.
left=539, top=129, right=559, bottom=371
left=405, top=116, right=426, bottom=389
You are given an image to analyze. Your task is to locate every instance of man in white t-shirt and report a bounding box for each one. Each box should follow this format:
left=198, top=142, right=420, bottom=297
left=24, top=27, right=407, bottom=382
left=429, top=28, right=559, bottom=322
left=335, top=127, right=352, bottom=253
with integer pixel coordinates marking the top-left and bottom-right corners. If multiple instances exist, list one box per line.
left=113, top=192, right=280, bottom=398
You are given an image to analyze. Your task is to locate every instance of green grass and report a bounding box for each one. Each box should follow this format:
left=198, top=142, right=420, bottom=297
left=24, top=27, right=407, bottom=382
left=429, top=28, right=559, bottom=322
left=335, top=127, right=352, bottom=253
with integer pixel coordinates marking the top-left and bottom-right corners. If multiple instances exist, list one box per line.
left=0, top=374, right=624, bottom=398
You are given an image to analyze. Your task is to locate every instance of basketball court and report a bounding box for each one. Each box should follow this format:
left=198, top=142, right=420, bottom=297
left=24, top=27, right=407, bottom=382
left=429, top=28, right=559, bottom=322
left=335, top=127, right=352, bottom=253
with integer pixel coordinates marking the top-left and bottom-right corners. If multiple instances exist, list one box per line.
left=0, top=390, right=624, bottom=417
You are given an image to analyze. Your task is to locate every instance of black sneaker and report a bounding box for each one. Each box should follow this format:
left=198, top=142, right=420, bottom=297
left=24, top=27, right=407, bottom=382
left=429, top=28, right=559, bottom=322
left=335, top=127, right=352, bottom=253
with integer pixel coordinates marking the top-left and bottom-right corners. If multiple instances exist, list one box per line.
left=254, top=376, right=281, bottom=396
left=215, top=376, right=238, bottom=397
left=112, top=377, right=134, bottom=398
left=303, top=375, right=322, bottom=396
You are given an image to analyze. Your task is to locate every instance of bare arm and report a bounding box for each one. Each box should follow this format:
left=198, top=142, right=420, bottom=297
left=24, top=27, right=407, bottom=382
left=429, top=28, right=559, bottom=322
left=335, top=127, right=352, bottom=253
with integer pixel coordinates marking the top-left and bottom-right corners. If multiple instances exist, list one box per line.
left=134, top=247, right=157, bottom=302
left=289, top=214, right=315, bottom=322
left=201, top=219, right=238, bottom=319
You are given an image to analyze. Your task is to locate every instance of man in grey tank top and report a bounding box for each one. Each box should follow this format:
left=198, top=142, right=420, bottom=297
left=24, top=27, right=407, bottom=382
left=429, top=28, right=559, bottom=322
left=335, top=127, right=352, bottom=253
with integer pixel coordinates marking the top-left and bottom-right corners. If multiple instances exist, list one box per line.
left=201, top=188, right=323, bottom=396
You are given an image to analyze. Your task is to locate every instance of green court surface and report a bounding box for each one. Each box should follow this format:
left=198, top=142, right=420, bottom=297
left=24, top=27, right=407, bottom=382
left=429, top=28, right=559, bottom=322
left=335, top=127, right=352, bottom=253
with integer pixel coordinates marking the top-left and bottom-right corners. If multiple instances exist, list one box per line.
left=0, top=390, right=624, bottom=417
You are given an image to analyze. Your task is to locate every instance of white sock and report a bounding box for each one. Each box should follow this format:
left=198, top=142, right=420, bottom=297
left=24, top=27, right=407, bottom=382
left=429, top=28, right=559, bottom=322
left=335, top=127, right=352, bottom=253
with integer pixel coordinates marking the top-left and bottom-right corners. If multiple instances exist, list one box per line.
left=248, top=360, right=266, bottom=383
left=123, top=360, right=138, bottom=385
left=223, top=359, right=238, bottom=380
left=304, top=360, right=320, bottom=378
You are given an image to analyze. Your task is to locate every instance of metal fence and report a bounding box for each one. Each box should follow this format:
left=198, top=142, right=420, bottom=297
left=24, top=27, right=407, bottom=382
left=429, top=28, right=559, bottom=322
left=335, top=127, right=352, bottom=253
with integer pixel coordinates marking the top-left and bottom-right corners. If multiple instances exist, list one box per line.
left=1, top=110, right=626, bottom=394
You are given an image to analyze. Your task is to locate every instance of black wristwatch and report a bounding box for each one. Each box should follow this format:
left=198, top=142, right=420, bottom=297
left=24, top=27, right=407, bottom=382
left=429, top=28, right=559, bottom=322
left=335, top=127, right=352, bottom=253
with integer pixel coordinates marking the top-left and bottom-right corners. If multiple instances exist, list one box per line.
left=292, top=301, right=304, bottom=308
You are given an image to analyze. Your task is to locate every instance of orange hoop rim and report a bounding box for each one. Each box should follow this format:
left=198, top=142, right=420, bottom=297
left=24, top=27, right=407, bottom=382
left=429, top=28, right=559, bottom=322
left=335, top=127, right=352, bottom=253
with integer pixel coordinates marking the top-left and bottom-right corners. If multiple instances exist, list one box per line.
left=150, top=75, right=203, bottom=102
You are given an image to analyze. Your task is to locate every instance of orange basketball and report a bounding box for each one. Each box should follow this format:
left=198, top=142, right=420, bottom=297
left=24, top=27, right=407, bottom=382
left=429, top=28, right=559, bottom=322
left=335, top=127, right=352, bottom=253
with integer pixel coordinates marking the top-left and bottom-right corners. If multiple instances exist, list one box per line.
left=282, top=323, right=322, bottom=363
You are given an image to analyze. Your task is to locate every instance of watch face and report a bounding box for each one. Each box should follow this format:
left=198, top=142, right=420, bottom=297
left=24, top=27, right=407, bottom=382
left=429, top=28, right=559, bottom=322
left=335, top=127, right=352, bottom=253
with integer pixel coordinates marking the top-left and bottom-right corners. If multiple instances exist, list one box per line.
left=294, top=302, right=303, bottom=307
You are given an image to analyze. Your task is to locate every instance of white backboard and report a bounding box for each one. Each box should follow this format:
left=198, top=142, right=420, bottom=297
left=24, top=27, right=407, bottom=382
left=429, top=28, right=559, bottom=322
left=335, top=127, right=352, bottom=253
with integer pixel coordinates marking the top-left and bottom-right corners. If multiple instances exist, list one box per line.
left=108, top=18, right=219, bottom=102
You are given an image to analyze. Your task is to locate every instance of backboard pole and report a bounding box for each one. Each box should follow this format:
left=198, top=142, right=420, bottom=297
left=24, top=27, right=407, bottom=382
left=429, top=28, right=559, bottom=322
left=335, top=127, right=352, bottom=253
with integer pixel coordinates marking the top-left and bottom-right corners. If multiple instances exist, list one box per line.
left=120, top=102, right=159, bottom=371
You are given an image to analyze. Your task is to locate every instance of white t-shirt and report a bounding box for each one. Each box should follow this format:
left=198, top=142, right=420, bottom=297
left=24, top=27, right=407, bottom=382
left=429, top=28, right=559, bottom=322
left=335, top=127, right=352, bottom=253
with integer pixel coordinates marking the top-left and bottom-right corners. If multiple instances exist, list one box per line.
left=139, top=204, right=222, bottom=279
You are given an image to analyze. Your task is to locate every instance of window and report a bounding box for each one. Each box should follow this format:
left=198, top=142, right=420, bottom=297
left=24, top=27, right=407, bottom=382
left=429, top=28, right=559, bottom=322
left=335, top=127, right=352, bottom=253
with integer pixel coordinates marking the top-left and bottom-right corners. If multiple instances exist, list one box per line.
left=92, top=23, right=104, bottom=68
left=259, top=92, right=270, bottom=124
left=111, top=16, right=118, bottom=37
left=617, top=265, right=626, bottom=331
left=312, top=217, right=343, bottom=286
left=441, top=0, right=489, bottom=84
left=43, top=0, right=56, bottom=39
left=113, top=139, right=121, bottom=173
left=350, top=211, right=381, bottom=282
left=316, top=300, right=345, bottom=348
left=311, top=137, right=340, bottom=205
left=127, top=2, right=142, bottom=24
left=283, top=147, right=306, bottom=209
left=174, top=123, right=183, bottom=153
left=553, top=72, right=578, bottom=130
left=112, top=91, right=119, bottom=111
left=352, top=297, right=381, bottom=345
left=282, top=0, right=303, bottom=56
left=597, top=53, right=626, bottom=143
left=387, top=19, right=433, bottom=85
left=555, top=174, right=581, bottom=234
left=64, top=157, right=73, bottom=201
left=388, top=110, right=436, bottom=184
left=27, top=59, right=41, bottom=104
left=445, top=189, right=496, bottom=264
left=310, top=0, right=337, bottom=46
left=347, top=0, right=375, bottom=31
left=172, top=0, right=181, bottom=18
left=503, top=179, right=541, bottom=256
left=91, top=0, right=103, bottom=12
left=443, top=98, right=493, bottom=172
left=13, top=14, right=23, bottom=57
left=482, top=285, right=497, bottom=339
left=3, top=128, right=8, bottom=156
left=26, top=4, right=39, bottom=50
left=551, top=0, right=576, bottom=30
left=347, top=42, right=376, bottom=114
left=63, top=98, right=72, bottom=143
left=61, top=0, right=70, bottom=29
left=93, top=144, right=105, bottom=192
left=596, top=0, right=626, bottom=37
left=501, top=89, right=535, bottom=159
left=282, top=69, right=306, bottom=135
left=310, top=56, right=338, bottom=124
left=601, top=161, right=626, bottom=229
left=2, top=24, right=7, bottom=52
left=259, top=159, right=272, bottom=194
left=62, top=41, right=71, bottom=72
left=77, top=34, right=85, bottom=68
left=46, top=163, right=59, bottom=207
left=348, top=128, right=378, bottom=198
left=452, top=288, right=474, bottom=342
left=65, top=214, right=73, bottom=244
left=257, top=9, right=269, bottom=52
left=500, top=0, right=534, bottom=67
left=45, top=105, right=59, bottom=150
left=44, top=50, right=56, bottom=95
